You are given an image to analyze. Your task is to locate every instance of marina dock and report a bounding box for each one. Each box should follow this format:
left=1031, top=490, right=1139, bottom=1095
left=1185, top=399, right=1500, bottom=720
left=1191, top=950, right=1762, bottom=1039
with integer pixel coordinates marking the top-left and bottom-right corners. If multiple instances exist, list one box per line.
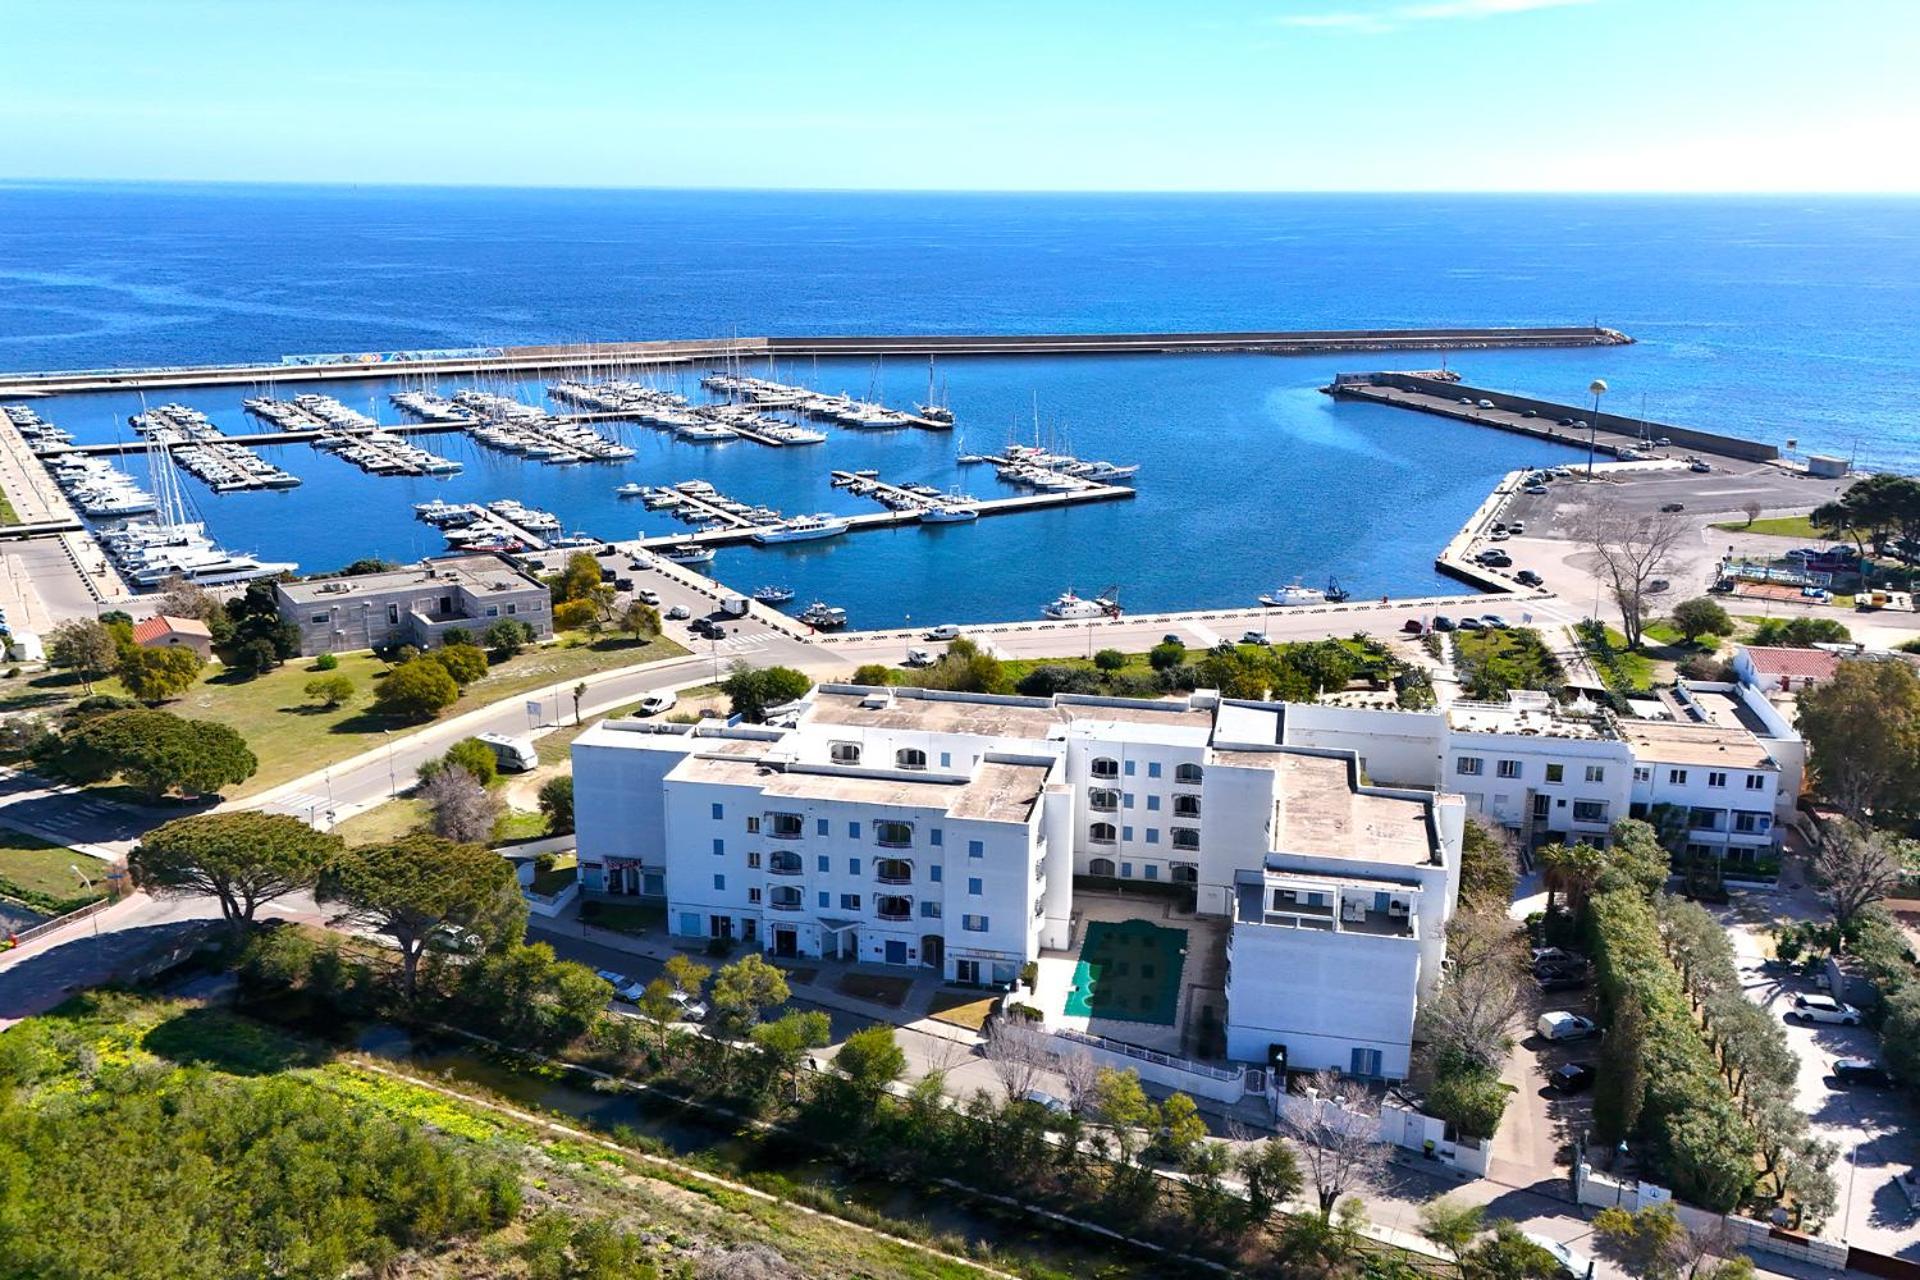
left=0, top=326, right=1635, bottom=399
left=1324, top=371, right=1778, bottom=464
left=128, top=404, right=302, bottom=492
left=631, top=478, right=1132, bottom=552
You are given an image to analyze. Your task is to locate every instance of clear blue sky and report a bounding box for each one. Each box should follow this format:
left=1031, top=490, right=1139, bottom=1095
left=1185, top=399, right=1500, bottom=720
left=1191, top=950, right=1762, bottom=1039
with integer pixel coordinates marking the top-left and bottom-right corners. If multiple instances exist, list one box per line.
left=4, top=0, right=1917, bottom=192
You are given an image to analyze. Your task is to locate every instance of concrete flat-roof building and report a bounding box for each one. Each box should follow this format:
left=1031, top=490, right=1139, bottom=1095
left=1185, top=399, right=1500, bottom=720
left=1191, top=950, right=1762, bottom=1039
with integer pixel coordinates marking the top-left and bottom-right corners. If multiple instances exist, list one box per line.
left=275, top=554, right=552, bottom=656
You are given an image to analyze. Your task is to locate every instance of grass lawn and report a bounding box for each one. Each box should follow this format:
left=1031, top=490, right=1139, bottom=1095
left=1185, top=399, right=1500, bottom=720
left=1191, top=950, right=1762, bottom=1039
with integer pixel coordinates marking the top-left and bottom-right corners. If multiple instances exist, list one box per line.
left=0, top=832, right=105, bottom=913
left=1709, top=513, right=1850, bottom=540
left=927, top=989, right=997, bottom=1031
left=494, top=809, right=548, bottom=842
left=0, top=490, right=18, bottom=526
left=578, top=898, right=664, bottom=936
left=74, top=633, right=689, bottom=799
left=329, top=797, right=426, bottom=847
left=530, top=854, right=577, bottom=896
left=1581, top=625, right=1659, bottom=692
left=837, top=972, right=915, bottom=1008
left=1451, top=626, right=1564, bottom=692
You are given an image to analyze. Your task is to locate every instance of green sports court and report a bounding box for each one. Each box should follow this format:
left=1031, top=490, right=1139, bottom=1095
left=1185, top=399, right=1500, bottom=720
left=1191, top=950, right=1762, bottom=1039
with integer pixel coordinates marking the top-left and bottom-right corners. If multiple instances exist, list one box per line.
left=1062, top=918, right=1188, bottom=1025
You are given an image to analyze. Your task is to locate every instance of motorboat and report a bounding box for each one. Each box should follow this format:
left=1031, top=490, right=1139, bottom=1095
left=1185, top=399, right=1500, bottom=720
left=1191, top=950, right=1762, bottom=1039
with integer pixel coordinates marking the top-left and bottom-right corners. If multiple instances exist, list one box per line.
left=753, top=585, right=796, bottom=604
left=1259, top=583, right=1330, bottom=608
left=1042, top=589, right=1119, bottom=621
left=799, top=601, right=848, bottom=629
left=918, top=503, right=979, bottom=524
left=751, top=513, right=850, bottom=545
left=615, top=482, right=647, bottom=498
left=663, top=543, right=716, bottom=566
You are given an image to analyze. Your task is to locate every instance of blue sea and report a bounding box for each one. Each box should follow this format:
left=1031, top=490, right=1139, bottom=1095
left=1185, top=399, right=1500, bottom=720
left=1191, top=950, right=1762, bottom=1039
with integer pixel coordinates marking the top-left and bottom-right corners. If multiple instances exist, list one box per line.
left=3, top=184, right=1917, bottom=627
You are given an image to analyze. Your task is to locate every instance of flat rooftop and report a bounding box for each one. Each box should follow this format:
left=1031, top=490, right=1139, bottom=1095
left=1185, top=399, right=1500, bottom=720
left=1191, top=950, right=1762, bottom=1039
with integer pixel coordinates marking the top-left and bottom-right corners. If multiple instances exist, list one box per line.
left=1268, top=752, right=1436, bottom=867
left=1447, top=698, right=1608, bottom=740
left=666, top=749, right=1050, bottom=823
left=1676, top=688, right=1773, bottom=736
left=809, top=690, right=1064, bottom=740
left=278, top=553, right=539, bottom=603
left=1616, top=718, right=1775, bottom=770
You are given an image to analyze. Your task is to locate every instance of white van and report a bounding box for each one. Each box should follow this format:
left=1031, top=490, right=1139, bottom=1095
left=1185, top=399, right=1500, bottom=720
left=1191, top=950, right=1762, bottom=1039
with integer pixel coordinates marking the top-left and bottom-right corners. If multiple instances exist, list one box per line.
left=1536, top=1011, right=1598, bottom=1042
left=903, top=647, right=935, bottom=668
left=923, top=624, right=962, bottom=641
left=475, top=731, right=538, bottom=772
left=638, top=690, right=677, bottom=716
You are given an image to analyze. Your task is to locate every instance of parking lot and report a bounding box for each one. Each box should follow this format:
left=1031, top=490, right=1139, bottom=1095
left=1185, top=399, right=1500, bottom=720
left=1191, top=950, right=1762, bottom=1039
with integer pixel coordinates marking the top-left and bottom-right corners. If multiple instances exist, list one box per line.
left=1492, top=949, right=1603, bottom=1189
left=1717, top=890, right=1920, bottom=1255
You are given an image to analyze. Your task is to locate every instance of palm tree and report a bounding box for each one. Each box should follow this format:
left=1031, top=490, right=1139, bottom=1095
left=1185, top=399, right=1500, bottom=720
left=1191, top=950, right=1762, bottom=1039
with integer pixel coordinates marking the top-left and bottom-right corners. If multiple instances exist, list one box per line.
left=1540, top=842, right=1606, bottom=917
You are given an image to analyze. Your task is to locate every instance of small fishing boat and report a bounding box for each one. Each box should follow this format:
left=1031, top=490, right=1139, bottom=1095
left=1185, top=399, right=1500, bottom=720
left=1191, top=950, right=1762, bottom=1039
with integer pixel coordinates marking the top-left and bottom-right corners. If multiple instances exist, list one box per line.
left=799, top=601, right=848, bottom=629
left=663, top=543, right=716, bottom=566
left=753, top=585, right=796, bottom=605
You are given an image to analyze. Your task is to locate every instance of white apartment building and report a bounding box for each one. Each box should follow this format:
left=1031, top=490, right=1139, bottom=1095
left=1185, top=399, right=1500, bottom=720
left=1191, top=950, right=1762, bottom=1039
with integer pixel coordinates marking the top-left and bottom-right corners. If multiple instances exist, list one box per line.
left=571, top=676, right=1799, bottom=1078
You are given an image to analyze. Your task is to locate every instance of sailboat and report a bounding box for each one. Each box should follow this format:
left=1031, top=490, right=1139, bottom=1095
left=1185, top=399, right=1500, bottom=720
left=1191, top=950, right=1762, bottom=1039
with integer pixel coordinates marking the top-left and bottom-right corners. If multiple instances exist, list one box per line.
left=916, top=355, right=954, bottom=427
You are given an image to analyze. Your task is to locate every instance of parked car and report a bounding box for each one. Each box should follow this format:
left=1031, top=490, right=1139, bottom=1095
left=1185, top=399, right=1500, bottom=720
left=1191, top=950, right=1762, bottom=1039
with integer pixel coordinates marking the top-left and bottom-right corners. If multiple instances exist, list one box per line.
left=1531, top=947, right=1586, bottom=967
left=638, top=690, right=678, bottom=716
left=614, top=978, right=652, bottom=1002
left=1690, top=460, right=1712, bottom=473
left=1431, top=615, right=1456, bottom=632
left=635, top=588, right=661, bottom=605
left=1241, top=631, right=1271, bottom=646
left=1549, top=1062, right=1595, bottom=1094
left=426, top=924, right=482, bottom=954
left=690, top=618, right=725, bottom=639
left=1791, top=994, right=1863, bottom=1026
left=1477, top=399, right=1495, bottom=409
left=1660, top=502, right=1685, bottom=513
left=1522, top=409, right=1538, bottom=419
left=1557, top=417, right=1576, bottom=427
left=666, top=604, right=691, bottom=620
left=1833, top=1058, right=1894, bottom=1087
left=1022, top=1089, right=1071, bottom=1116
left=1457, top=617, right=1486, bottom=631
left=1536, top=1011, right=1599, bottom=1042
left=1536, top=971, right=1591, bottom=994
left=1515, top=570, right=1544, bottom=586
left=1481, top=614, right=1510, bottom=629
left=1508, top=521, right=1525, bottom=534
left=1522, top=1232, right=1593, bottom=1279
left=1402, top=619, right=1426, bottom=634
left=924, top=624, right=963, bottom=641
left=1161, top=633, right=1184, bottom=647
left=1648, top=579, right=1670, bottom=593
left=668, top=991, right=711, bottom=1023
left=595, top=968, right=630, bottom=988
left=1525, top=484, right=1550, bottom=495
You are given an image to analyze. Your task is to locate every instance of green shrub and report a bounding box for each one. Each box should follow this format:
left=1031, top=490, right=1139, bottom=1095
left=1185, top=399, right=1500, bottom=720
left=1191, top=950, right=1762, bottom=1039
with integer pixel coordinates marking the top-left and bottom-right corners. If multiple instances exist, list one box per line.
left=311, top=652, right=339, bottom=671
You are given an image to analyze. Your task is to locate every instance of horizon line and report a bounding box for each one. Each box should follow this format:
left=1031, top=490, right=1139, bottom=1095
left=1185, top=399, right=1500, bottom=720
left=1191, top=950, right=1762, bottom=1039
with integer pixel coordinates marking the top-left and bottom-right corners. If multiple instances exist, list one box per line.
left=2, top=176, right=1919, bottom=199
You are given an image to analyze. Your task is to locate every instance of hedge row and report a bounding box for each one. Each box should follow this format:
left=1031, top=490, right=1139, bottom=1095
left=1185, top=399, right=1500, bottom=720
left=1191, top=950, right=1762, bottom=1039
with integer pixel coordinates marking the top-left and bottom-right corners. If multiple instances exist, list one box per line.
left=1587, top=887, right=1756, bottom=1211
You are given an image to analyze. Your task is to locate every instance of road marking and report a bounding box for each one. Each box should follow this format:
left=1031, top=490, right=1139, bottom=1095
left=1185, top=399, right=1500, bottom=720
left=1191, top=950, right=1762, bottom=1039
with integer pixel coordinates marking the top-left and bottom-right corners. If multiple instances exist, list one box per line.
left=1182, top=623, right=1221, bottom=647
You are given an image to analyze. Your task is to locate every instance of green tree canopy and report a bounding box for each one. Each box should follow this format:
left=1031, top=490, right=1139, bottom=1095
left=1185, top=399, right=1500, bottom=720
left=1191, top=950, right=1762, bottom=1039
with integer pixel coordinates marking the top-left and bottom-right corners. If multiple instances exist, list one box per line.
left=373, top=658, right=461, bottom=721
left=537, top=775, right=574, bottom=834
left=131, top=811, right=341, bottom=934
left=1669, top=597, right=1735, bottom=644
left=483, top=618, right=534, bottom=658
left=118, top=645, right=204, bottom=702
left=59, top=708, right=256, bottom=799
left=721, top=664, right=812, bottom=723
left=431, top=642, right=490, bottom=686
left=833, top=1023, right=907, bottom=1100
left=303, top=673, right=355, bottom=708
left=45, top=618, right=119, bottom=692
left=1796, top=658, right=1920, bottom=822
left=708, top=953, right=790, bottom=1029
left=317, top=833, right=523, bottom=997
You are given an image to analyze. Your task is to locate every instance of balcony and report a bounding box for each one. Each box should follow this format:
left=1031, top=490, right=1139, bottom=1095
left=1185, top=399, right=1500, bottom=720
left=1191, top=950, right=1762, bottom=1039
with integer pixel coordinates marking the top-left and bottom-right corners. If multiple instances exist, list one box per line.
left=769, top=889, right=804, bottom=912
left=874, top=822, right=914, bottom=849
left=765, top=813, right=805, bottom=841
left=876, top=896, right=913, bottom=922
left=875, top=858, right=913, bottom=885
left=768, top=852, right=804, bottom=877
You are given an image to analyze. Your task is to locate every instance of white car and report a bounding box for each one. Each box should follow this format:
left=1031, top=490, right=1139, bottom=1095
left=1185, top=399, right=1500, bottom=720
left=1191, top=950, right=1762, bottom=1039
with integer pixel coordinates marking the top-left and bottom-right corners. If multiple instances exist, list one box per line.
left=1536, top=1011, right=1599, bottom=1042
left=1521, top=1232, right=1592, bottom=1279
left=638, top=690, right=677, bottom=716
left=668, top=990, right=711, bottom=1023
left=635, top=588, right=661, bottom=605
left=1791, top=994, right=1862, bottom=1026
left=614, top=978, right=653, bottom=1003
left=923, top=624, right=962, bottom=641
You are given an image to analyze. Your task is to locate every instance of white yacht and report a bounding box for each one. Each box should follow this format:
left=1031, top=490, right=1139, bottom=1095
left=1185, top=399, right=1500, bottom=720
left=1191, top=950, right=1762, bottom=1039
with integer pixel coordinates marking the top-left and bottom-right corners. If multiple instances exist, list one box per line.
left=751, top=513, right=850, bottom=545
left=663, top=543, right=716, bottom=566
left=615, top=482, right=647, bottom=498
left=918, top=502, right=979, bottom=524
left=1258, top=584, right=1329, bottom=608
left=1042, top=589, right=1118, bottom=621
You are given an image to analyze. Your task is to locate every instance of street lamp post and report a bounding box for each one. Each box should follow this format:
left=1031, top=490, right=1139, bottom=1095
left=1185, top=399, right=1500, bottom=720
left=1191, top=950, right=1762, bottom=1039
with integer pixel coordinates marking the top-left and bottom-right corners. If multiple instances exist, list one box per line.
left=1615, top=1140, right=1630, bottom=1205
left=69, top=863, right=102, bottom=961
left=1586, top=379, right=1608, bottom=481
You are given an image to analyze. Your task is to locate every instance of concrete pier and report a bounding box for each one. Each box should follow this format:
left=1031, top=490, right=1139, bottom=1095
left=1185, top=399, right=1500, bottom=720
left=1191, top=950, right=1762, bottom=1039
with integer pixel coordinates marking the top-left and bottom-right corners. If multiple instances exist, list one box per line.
left=0, top=326, right=1634, bottom=399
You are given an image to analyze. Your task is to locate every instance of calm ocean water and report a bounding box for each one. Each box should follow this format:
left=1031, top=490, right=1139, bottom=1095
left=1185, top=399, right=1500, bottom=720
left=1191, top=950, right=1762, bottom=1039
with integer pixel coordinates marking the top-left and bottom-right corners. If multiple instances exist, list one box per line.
left=3, top=184, right=1917, bottom=626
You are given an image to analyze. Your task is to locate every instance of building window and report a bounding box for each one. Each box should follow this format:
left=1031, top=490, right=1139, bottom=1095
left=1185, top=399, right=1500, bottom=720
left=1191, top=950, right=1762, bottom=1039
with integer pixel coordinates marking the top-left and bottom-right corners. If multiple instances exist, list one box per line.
left=876, top=896, right=912, bottom=921
left=484, top=606, right=498, bottom=618
left=1146, top=795, right=1161, bottom=811
left=771, top=850, right=803, bottom=875
left=1457, top=757, right=1484, bottom=777
left=816, top=818, right=829, bottom=836
left=387, top=604, right=401, bottom=625
left=1148, top=761, right=1162, bottom=778
left=1089, top=822, right=1117, bottom=843
left=1171, top=827, right=1199, bottom=851
left=830, top=741, right=862, bottom=765
left=896, top=748, right=928, bottom=771
left=1708, top=771, right=1727, bottom=788
left=772, top=887, right=802, bottom=910
left=930, top=865, right=942, bottom=882
left=747, top=851, right=762, bottom=869
left=1573, top=800, right=1609, bottom=824
left=1745, top=774, right=1766, bottom=791
left=1545, top=764, right=1564, bottom=784
left=1091, top=757, right=1119, bottom=779
left=1124, top=760, right=1136, bottom=777
left=747, top=886, right=761, bottom=903
left=1144, top=864, right=1159, bottom=880
left=816, top=854, right=829, bottom=872
left=921, top=901, right=942, bottom=918
left=1089, top=789, right=1120, bottom=812
left=711, top=803, right=725, bottom=820
left=713, top=874, right=726, bottom=891
left=1585, top=765, right=1606, bottom=783
left=849, top=858, right=861, bottom=876
left=310, top=613, right=328, bottom=625
left=1122, top=825, right=1133, bottom=841
left=818, top=891, right=830, bottom=908
left=1734, top=810, right=1770, bottom=834
left=849, top=821, right=861, bottom=839
left=746, top=816, right=760, bottom=833
left=876, top=858, right=912, bottom=884
left=1146, top=828, right=1159, bottom=844
left=1497, top=760, right=1521, bottom=779
left=1634, top=767, right=1652, bottom=783
left=1173, top=795, right=1200, bottom=818
left=1089, top=857, right=1116, bottom=877
left=712, top=838, right=725, bottom=856
left=1175, top=763, right=1203, bottom=784
left=1123, top=793, right=1135, bottom=809
left=1669, top=769, right=1688, bottom=786
left=841, top=894, right=861, bottom=911
left=962, top=914, right=989, bottom=933
left=768, top=813, right=803, bottom=839
left=1688, top=807, right=1722, bottom=831
left=968, top=877, right=983, bottom=896
left=930, top=828, right=943, bottom=847
left=874, top=821, right=913, bottom=848
left=968, top=840, right=984, bottom=859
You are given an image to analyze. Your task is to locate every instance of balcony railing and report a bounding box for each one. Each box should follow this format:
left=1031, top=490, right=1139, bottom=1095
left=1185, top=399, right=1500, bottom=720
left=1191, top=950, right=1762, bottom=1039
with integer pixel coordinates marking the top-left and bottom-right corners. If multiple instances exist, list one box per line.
left=769, top=860, right=804, bottom=877
left=876, top=873, right=913, bottom=886
left=876, top=903, right=913, bottom=922
left=769, top=898, right=804, bottom=912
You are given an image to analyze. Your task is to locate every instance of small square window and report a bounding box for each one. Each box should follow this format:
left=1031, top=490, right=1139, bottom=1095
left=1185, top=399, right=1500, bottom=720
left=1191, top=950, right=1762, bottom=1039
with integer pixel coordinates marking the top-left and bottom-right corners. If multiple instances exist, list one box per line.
left=849, top=858, right=861, bottom=876
left=711, top=803, right=725, bottom=820
left=939, top=752, right=951, bottom=769
left=930, top=864, right=942, bottom=882
left=841, top=893, right=861, bottom=911
left=1147, top=795, right=1161, bottom=811
left=1146, top=828, right=1159, bottom=844
left=1669, top=769, right=1688, bottom=786
left=1122, top=826, right=1134, bottom=841
left=816, top=818, right=830, bottom=836
left=968, top=877, right=983, bottom=896
left=747, top=886, right=761, bottom=903
left=962, top=914, right=988, bottom=932
left=968, top=840, right=984, bottom=859
left=849, top=821, right=862, bottom=839
left=818, top=891, right=830, bottom=908
left=1708, top=771, right=1727, bottom=788
left=1497, top=760, right=1521, bottom=779
left=1457, top=757, right=1484, bottom=777
left=1124, top=760, right=1136, bottom=776
left=1120, top=862, right=1133, bottom=878
left=920, top=901, right=941, bottom=918
left=1145, top=864, right=1159, bottom=880
left=713, top=874, right=726, bottom=891
left=712, top=838, right=725, bottom=856
left=1545, top=764, right=1564, bottom=784
left=930, top=828, right=943, bottom=847
left=747, top=851, right=761, bottom=869
left=817, top=854, right=829, bottom=872
left=1148, top=762, right=1162, bottom=778
left=1585, top=765, right=1605, bottom=783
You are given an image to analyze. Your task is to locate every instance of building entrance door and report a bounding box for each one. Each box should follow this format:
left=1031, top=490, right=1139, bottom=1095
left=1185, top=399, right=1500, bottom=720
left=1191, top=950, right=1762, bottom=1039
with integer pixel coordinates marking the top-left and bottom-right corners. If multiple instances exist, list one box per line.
left=774, top=927, right=797, bottom=958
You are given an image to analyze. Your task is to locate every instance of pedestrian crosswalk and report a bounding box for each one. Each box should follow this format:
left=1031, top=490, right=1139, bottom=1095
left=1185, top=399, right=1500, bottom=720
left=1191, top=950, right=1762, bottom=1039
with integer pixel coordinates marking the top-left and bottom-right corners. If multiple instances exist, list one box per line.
left=263, top=791, right=334, bottom=825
